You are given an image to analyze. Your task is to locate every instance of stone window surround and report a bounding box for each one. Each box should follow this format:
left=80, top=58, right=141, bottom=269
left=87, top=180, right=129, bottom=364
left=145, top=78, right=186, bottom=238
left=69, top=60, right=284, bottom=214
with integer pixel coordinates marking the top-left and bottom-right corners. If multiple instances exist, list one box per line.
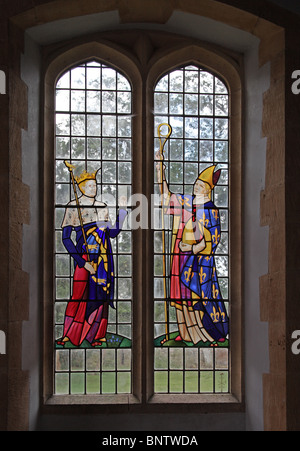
left=43, top=31, right=242, bottom=409
left=4, top=0, right=288, bottom=430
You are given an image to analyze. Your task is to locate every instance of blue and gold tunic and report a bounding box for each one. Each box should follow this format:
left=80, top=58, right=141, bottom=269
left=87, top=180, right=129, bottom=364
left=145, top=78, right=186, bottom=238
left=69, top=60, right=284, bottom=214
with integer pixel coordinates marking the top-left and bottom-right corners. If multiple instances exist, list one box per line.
left=168, top=193, right=229, bottom=342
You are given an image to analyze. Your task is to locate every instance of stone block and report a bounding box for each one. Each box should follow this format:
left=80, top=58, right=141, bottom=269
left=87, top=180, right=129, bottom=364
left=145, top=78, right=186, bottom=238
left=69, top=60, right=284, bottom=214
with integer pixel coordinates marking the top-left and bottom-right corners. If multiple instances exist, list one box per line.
left=9, top=72, right=28, bottom=131
left=260, top=184, right=284, bottom=228
left=263, top=373, right=286, bottom=431
left=118, top=0, right=173, bottom=23
left=7, top=369, right=29, bottom=431
left=9, top=177, right=30, bottom=225
left=9, top=269, right=29, bottom=322
left=260, top=272, right=285, bottom=323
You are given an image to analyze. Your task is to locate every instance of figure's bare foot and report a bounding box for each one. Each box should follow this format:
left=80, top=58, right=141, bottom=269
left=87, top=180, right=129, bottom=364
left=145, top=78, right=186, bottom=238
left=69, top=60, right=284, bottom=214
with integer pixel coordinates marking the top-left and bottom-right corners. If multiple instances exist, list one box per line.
left=210, top=338, right=226, bottom=347
left=92, top=337, right=106, bottom=347
left=92, top=341, right=102, bottom=347
left=56, top=337, right=69, bottom=346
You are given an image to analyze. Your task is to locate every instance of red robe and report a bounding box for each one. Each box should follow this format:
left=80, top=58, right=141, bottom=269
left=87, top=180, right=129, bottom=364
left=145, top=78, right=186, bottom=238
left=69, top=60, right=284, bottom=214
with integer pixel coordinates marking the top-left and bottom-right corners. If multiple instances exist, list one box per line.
left=167, top=193, right=202, bottom=307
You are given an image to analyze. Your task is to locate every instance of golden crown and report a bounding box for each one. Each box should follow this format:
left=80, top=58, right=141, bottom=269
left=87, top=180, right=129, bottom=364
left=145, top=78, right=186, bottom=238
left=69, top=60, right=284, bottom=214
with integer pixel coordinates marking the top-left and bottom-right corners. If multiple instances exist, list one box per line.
left=64, top=161, right=99, bottom=185
left=75, top=169, right=98, bottom=185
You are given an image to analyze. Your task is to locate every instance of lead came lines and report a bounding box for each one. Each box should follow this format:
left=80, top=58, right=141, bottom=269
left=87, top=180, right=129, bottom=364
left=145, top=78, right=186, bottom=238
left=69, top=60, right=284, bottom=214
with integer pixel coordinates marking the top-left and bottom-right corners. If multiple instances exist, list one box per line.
left=54, top=61, right=133, bottom=395
left=154, top=65, right=230, bottom=394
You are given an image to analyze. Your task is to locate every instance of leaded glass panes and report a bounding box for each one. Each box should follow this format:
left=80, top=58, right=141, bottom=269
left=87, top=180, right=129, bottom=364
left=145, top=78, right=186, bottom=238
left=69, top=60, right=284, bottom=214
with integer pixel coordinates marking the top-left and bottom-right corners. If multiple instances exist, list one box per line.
left=54, top=61, right=132, bottom=395
left=154, top=65, right=230, bottom=394
left=52, top=59, right=233, bottom=400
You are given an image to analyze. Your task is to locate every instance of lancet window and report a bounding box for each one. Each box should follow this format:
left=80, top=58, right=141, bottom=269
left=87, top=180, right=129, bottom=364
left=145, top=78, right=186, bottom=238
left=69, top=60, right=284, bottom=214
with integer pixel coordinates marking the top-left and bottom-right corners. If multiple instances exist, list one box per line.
left=153, top=65, right=230, bottom=394
left=54, top=61, right=133, bottom=395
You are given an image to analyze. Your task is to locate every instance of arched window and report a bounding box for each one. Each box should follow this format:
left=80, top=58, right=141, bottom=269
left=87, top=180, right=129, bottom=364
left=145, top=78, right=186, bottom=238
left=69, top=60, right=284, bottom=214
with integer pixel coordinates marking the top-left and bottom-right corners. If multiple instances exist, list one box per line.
left=153, top=65, right=230, bottom=394
left=54, top=60, right=133, bottom=395
left=44, top=36, right=242, bottom=407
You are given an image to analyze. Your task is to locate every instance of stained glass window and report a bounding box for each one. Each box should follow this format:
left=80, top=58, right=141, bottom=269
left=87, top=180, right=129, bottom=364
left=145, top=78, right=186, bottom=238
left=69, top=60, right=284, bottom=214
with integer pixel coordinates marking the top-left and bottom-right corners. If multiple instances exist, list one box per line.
left=153, top=65, right=230, bottom=394
left=54, top=61, right=132, bottom=395
left=52, top=59, right=232, bottom=399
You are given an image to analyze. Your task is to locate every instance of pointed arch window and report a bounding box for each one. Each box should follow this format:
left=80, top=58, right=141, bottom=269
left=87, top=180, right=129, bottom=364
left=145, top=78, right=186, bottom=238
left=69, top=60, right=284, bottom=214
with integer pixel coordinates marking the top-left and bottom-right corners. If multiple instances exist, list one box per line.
left=44, top=36, right=242, bottom=407
left=54, top=60, right=133, bottom=395
left=153, top=65, right=230, bottom=394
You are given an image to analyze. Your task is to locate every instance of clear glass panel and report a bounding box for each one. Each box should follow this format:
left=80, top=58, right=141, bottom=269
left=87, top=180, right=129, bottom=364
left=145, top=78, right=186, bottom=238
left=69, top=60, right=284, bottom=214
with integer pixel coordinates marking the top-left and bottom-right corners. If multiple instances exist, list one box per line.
left=86, top=91, right=101, bottom=113
left=215, top=141, right=228, bottom=162
left=102, top=138, right=116, bottom=160
left=117, top=91, right=131, bottom=113
left=200, top=118, right=213, bottom=139
left=185, top=117, right=199, bottom=139
left=71, top=114, right=85, bottom=136
left=56, top=160, right=70, bottom=182
left=71, top=67, right=85, bottom=89
left=56, top=90, right=70, bottom=111
left=118, top=255, right=132, bottom=276
left=154, top=65, right=230, bottom=395
left=215, top=95, right=229, bottom=116
left=200, top=94, right=213, bottom=116
left=170, top=70, right=183, bottom=92
left=56, top=137, right=70, bottom=158
left=56, top=114, right=70, bottom=136
left=170, top=139, right=183, bottom=160
left=71, top=90, right=85, bottom=112
left=215, top=77, right=228, bottom=94
left=86, top=67, right=100, bottom=89
left=118, top=117, right=131, bottom=137
left=102, top=68, right=117, bottom=90
left=118, top=162, right=132, bottom=183
left=185, top=69, right=198, bottom=92
left=102, top=91, right=116, bottom=113
left=169, top=93, right=183, bottom=115
left=57, top=72, right=70, bottom=89
left=118, top=280, right=132, bottom=300
left=118, top=139, right=131, bottom=160
left=156, top=74, right=168, bottom=92
left=155, top=92, right=169, bottom=114
left=117, top=73, right=131, bottom=91
left=200, top=71, right=214, bottom=93
left=185, top=140, right=198, bottom=161
left=200, top=140, right=213, bottom=161
left=102, top=115, right=116, bottom=137
left=54, top=61, right=132, bottom=396
left=169, top=116, right=183, bottom=138
left=71, top=137, right=85, bottom=159
left=185, top=94, right=198, bottom=115
left=215, top=118, right=228, bottom=139
left=102, top=161, right=116, bottom=183
left=87, top=115, right=101, bottom=137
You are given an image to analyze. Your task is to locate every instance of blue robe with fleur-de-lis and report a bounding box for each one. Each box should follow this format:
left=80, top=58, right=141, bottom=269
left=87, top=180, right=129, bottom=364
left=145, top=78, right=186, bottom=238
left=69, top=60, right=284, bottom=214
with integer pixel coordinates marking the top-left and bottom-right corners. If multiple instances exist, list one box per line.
left=180, top=199, right=229, bottom=342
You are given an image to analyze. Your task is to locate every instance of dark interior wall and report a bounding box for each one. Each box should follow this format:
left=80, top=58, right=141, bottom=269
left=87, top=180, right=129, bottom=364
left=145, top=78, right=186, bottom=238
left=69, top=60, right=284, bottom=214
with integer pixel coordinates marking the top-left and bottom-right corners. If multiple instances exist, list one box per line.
left=21, top=34, right=41, bottom=432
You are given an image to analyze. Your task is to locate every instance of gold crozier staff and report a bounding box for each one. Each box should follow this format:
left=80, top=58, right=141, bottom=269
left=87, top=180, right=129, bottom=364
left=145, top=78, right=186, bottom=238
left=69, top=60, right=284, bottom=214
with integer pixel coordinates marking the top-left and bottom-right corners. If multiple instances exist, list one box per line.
left=157, top=123, right=172, bottom=343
